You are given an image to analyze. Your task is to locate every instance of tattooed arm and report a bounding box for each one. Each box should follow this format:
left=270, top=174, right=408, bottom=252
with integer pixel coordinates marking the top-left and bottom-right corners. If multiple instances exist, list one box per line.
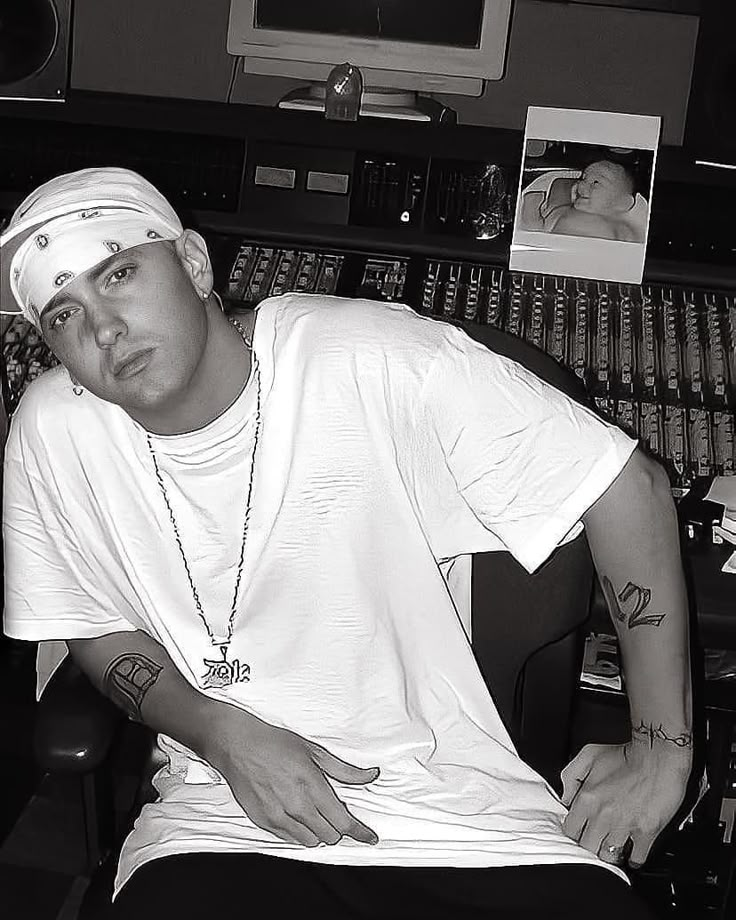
left=67, top=630, right=223, bottom=753
left=560, top=447, right=693, bottom=868
left=67, top=630, right=380, bottom=847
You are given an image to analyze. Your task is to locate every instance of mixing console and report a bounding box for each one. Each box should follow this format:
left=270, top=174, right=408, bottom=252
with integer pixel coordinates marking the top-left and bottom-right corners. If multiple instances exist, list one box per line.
left=3, top=238, right=734, bottom=490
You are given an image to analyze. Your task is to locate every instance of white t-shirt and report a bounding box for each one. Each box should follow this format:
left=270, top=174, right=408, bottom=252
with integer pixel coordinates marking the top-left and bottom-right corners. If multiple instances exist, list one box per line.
left=3, top=294, right=638, bottom=897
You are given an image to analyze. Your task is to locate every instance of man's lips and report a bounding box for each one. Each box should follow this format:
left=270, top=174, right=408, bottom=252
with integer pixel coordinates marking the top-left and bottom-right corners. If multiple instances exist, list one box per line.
left=112, top=348, right=154, bottom=379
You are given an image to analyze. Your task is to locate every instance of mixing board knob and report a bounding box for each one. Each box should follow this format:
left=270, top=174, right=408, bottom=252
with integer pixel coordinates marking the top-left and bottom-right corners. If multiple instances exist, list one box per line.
left=422, top=261, right=440, bottom=314
left=615, top=399, right=638, bottom=438
left=705, top=295, right=728, bottom=401
left=573, top=281, right=590, bottom=382
left=551, top=277, right=569, bottom=365
left=596, top=283, right=611, bottom=389
left=507, top=275, right=524, bottom=337
left=684, top=298, right=704, bottom=399
left=688, top=407, right=713, bottom=479
left=486, top=269, right=504, bottom=327
left=661, top=289, right=682, bottom=399
left=619, top=295, right=634, bottom=392
left=664, top=405, right=687, bottom=485
left=713, top=411, right=735, bottom=475
left=464, top=266, right=482, bottom=322
left=640, top=402, right=663, bottom=457
left=442, top=264, right=461, bottom=317
left=640, top=290, right=658, bottom=395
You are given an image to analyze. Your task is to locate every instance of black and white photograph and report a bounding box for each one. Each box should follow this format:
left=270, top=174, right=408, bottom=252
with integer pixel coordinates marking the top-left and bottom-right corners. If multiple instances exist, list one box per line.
left=511, top=107, right=661, bottom=284
left=2, top=4, right=735, bottom=920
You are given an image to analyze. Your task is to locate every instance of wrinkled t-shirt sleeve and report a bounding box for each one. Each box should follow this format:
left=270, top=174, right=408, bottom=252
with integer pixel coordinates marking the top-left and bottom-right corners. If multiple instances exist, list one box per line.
left=421, top=325, right=639, bottom=574
left=2, top=411, right=137, bottom=645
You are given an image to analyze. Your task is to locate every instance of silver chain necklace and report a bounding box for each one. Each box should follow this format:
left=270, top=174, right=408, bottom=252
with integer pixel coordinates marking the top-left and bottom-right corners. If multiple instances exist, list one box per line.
left=146, top=316, right=261, bottom=689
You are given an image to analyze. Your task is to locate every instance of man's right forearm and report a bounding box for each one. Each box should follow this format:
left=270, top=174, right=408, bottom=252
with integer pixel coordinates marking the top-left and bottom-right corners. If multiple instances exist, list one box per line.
left=67, top=629, right=232, bottom=764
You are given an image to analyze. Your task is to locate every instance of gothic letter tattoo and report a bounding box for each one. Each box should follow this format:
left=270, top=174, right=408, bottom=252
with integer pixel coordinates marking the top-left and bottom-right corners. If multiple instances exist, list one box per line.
left=632, top=721, right=693, bottom=750
left=103, top=653, right=163, bottom=722
left=601, top=577, right=667, bottom=629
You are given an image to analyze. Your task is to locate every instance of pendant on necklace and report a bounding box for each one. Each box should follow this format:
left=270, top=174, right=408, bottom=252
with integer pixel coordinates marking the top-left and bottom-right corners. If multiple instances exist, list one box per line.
left=202, top=645, right=251, bottom=689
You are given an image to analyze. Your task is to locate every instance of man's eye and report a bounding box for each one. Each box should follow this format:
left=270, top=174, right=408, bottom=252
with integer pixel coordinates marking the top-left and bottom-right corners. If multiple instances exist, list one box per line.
left=49, top=308, right=75, bottom=330
left=107, top=265, right=134, bottom=286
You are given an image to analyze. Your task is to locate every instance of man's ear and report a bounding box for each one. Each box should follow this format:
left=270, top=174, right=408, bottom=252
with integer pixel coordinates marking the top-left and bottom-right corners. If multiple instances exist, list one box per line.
left=173, top=230, right=214, bottom=298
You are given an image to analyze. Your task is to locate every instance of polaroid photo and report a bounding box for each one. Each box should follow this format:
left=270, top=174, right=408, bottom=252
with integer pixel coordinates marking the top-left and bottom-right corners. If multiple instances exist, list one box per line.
left=510, top=107, right=661, bottom=285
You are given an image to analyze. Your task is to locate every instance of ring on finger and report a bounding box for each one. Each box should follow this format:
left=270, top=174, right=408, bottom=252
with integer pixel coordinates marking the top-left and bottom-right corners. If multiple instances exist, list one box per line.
left=602, top=842, right=628, bottom=865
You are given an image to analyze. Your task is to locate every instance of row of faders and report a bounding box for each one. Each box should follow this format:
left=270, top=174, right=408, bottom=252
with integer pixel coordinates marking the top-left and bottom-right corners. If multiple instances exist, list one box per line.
left=592, top=396, right=735, bottom=485
left=227, top=243, right=345, bottom=305
left=492, top=275, right=735, bottom=410
left=420, top=260, right=505, bottom=327
left=3, top=318, right=59, bottom=412
left=494, top=274, right=735, bottom=485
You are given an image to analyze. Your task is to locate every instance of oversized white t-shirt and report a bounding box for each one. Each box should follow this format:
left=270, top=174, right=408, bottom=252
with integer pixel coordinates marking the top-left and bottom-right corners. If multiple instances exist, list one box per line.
left=4, top=294, right=638, bottom=897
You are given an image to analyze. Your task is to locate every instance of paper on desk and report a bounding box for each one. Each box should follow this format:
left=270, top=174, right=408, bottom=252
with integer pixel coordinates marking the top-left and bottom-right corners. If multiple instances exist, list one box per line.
left=705, top=477, right=736, bottom=507
left=722, top=550, right=736, bottom=575
left=705, top=477, right=736, bottom=535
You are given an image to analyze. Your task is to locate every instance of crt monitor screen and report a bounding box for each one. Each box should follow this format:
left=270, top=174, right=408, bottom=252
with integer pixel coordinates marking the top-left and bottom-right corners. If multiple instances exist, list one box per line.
left=255, top=1, right=485, bottom=49
left=227, top=0, right=513, bottom=91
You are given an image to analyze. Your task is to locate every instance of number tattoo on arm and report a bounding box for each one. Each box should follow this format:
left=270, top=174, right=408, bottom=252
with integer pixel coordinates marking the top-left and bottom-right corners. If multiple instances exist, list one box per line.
left=601, top=577, right=667, bottom=630
left=102, top=653, right=163, bottom=722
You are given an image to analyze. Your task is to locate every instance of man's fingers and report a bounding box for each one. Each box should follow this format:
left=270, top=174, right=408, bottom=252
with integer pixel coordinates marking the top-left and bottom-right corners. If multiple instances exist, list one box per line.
left=297, top=806, right=344, bottom=846
left=560, top=772, right=584, bottom=808
left=342, top=810, right=379, bottom=845
left=269, top=812, right=322, bottom=848
left=310, top=772, right=379, bottom=844
left=310, top=743, right=380, bottom=786
left=628, top=832, right=654, bottom=869
left=560, top=745, right=599, bottom=806
left=597, top=836, right=633, bottom=867
left=562, top=809, right=587, bottom=844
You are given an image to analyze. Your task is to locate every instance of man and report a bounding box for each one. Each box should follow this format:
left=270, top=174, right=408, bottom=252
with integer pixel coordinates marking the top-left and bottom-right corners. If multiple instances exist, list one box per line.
left=2, top=168, right=691, bottom=919
left=521, top=160, right=648, bottom=243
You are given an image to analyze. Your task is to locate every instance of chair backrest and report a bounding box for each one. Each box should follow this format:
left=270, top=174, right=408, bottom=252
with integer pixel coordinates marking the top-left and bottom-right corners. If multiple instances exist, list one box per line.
left=453, top=320, right=596, bottom=789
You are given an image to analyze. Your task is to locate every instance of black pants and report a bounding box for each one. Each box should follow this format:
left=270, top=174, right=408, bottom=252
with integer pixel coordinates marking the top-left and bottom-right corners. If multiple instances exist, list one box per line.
left=90, top=852, right=657, bottom=920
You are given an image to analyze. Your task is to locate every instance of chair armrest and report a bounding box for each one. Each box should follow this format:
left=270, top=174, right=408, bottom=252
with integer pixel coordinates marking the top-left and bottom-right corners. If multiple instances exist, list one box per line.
left=33, top=656, right=124, bottom=774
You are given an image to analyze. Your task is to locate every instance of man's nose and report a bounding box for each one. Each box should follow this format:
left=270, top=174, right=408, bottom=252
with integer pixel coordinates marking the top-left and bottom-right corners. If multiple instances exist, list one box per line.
left=90, top=309, right=127, bottom=347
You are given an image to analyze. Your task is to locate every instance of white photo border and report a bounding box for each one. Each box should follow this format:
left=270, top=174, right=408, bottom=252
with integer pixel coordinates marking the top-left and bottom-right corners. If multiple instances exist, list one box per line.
left=510, top=107, right=662, bottom=285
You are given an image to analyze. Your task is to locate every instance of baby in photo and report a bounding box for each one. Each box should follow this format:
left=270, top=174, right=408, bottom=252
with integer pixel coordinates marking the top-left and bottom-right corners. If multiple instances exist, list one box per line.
left=520, top=160, right=648, bottom=243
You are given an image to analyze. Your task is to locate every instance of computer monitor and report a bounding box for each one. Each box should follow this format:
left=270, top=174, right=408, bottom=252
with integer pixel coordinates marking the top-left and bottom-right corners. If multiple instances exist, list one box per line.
left=226, top=1, right=513, bottom=120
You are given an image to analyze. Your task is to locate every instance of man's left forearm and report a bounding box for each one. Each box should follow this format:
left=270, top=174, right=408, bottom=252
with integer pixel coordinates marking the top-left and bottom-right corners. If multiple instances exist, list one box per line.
left=582, top=449, right=693, bottom=763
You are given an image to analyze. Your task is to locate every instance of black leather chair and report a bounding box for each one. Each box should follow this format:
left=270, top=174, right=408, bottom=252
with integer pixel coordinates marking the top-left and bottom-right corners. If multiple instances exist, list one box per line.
left=32, top=319, right=604, bottom=911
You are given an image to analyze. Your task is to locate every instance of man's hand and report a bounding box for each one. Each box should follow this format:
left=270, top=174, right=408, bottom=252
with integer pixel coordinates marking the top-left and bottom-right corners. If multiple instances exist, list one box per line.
left=208, top=708, right=381, bottom=848
left=560, top=740, right=691, bottom=869
left=68, top=630, right=381, bottom=850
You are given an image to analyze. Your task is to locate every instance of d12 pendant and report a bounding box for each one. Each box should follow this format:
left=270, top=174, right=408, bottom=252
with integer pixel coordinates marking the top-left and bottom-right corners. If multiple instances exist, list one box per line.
left=202, top=645, right=251, bottom=689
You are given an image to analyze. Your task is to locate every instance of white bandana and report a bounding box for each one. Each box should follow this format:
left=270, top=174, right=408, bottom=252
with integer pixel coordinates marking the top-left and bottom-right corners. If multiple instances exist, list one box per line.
left=10, top=208, right=182, bottom=326
left=0, top=167, right=186, bottom=324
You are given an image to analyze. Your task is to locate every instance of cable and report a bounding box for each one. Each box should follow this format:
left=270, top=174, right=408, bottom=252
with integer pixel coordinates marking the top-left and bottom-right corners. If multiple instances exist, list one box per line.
left=226, top=55, right=242, bottom=104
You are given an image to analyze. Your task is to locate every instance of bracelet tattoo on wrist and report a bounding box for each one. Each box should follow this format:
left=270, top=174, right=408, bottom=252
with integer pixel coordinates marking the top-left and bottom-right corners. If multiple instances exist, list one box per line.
left=631, top=720, right=693, bottom=750
left=103, top=653, right=163, bottom=722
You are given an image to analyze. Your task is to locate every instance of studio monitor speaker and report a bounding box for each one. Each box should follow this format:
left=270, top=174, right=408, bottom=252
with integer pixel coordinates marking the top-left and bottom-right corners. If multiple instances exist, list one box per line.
left=684, top=0, right=736, bottom=165
left=0, top=0, right=72, bottom=101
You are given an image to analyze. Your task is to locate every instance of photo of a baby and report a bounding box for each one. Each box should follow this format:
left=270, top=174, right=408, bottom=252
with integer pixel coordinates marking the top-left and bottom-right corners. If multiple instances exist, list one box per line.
left=518, top=144, right=653, bottom=244
left=510, top=107, right=661, bottom=285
